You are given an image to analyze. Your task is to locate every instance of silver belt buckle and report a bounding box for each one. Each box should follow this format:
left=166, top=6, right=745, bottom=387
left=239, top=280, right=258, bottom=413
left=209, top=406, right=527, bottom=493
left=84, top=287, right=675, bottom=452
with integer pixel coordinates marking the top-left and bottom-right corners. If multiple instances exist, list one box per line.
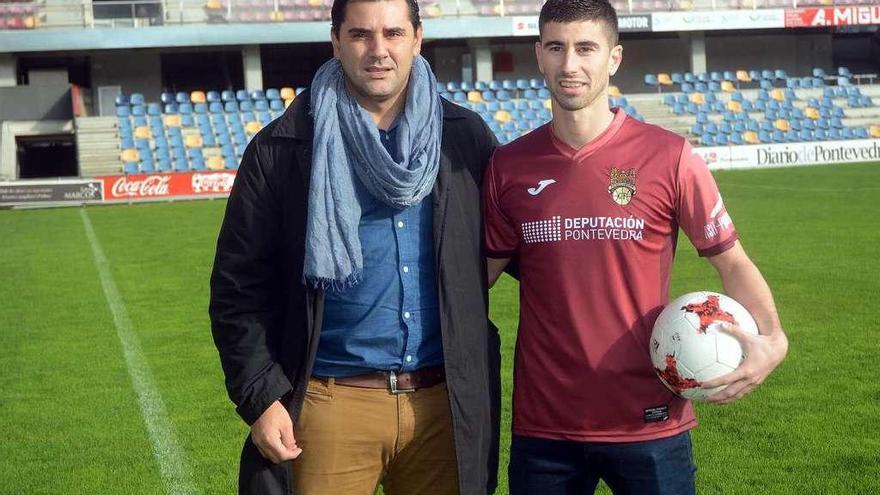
left=387, top=370, right=415, bottom=394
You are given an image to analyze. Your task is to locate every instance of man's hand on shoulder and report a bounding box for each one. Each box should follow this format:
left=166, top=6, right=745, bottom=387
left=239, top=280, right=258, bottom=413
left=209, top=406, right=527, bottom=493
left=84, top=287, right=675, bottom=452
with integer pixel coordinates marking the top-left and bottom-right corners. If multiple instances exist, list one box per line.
left=251, top=400, right=302, bottom=463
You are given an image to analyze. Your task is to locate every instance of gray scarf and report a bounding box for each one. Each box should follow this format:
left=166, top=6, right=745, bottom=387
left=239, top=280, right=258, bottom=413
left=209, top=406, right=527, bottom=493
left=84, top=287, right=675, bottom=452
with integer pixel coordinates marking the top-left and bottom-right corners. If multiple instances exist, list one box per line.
left=304, top=55, right=443, bottom=291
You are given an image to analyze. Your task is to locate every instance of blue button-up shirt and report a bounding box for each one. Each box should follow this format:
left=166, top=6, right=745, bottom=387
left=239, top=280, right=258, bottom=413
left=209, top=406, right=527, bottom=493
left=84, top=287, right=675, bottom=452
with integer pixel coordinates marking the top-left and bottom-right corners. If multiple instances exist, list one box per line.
left=313, top=124, right=443, bottom=377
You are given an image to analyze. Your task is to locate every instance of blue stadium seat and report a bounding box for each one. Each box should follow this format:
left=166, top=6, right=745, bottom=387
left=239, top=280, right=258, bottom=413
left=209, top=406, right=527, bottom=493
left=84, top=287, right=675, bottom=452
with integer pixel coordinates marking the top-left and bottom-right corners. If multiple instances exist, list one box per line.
left=700, top=133, right=716, bottom=146
left=832, top=107, right=845, bottom=118
left=671, top=73, right=683, bottom=84
left=175, top=92, right=188, bottom=104
left=225, top=156, right=239, bottom=170
left=855, top=127, right=869, bottom=139
left=683, top=72, right=695, bottom=83
left=206, top=91, right=221, bottom=103
left=254, top=100, right=270, bottom=111
left=269, top=99, right=285, bottom=112
left=694, top=82, right=707, bottom=93
left=123, top=162, right=139, bottom=174
left=691, top=123, right=704, bottom=135
left=474, top=81, right=488, bottom=91
left=502, top=80, right=516, bottom=91
left=115, top=95, right=130, bottom=107
left=516, top=79, right=530, bottom=90
left=250, top=90, right=266, bottom=101
left=705, top=92, right=717, bottom=104
left=130, top=93, right=145, bottom=106
left=515, top=100, right=530, bottom=110
left=157, top=157, right=173, bottom=172
left=838, top=66, right=852, bottom=77
left=662, top=94, right=676, bottom=106
left=838, top=76, right=850, bottom=86
left=708, top=82, right=721, bottom=92
left=815, top=128, right=828, bottom=140
left=496, top=90, right=512, bottom=102
left=221, top=101, right=237, bottom=113
left=715, top=133, right=729, bottom=146
left=729, top=133, right=743, bottom=145
left=799, top=129, right=813, bottom=141
left=760, top=80, right=773, bottom=90
left=208, top=102, right=224, bottom=114
left=523, top=89, right=538, bottom=100
left=772, top=130, right=785, bottom=143
left=116, top=106, right=131, bottom=118
left=758, top=131, right=772, bottom=143
left=723, top=71, right=735, bottom=82
left=221, top=90, right=236, bottom=102
left=131, top=105, right=145, bottom=116
left=482, top=91, right=496, bottom=102
left=529, top=78, right=544, bottom=89
left=860, top=95, right=873, bottom=107
left=236, top=89, right=250, bottom=101
left=786, top=78, right=800, bottom=89
left=749, top=70, right=761, bottom=81
left=239, top=101, right=254, bottom=112
left=761, top=70, right=774, bottom=80
left=644, top=74, right=658, bottom=87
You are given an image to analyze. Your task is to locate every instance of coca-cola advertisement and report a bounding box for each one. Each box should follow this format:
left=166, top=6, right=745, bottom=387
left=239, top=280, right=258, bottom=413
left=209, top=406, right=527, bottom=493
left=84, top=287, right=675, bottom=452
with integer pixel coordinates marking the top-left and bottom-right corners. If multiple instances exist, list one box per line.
left=100, top=171, right=238, bottom=201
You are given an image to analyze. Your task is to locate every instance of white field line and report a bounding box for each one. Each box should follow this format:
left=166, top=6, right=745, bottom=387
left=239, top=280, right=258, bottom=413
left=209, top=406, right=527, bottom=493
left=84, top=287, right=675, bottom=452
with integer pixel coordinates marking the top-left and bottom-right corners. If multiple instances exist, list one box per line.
left=80, top=208, right=199, bottom=495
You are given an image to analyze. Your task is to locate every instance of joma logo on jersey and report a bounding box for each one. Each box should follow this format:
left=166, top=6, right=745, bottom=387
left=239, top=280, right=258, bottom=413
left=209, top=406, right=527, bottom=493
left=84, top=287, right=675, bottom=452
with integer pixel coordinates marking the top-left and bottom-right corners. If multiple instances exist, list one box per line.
left=608, top=167, right=637, bottom=206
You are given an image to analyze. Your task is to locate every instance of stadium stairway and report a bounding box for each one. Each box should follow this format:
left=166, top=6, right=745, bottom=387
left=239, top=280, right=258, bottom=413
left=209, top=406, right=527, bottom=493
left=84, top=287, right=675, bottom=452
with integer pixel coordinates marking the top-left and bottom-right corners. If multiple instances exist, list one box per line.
left=76, top=116, right=125, bottom=177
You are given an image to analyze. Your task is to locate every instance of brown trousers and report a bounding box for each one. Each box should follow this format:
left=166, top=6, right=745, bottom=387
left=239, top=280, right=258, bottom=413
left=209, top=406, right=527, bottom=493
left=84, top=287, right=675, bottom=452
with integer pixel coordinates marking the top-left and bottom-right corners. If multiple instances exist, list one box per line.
left=291, top=377, right=459, bottom=495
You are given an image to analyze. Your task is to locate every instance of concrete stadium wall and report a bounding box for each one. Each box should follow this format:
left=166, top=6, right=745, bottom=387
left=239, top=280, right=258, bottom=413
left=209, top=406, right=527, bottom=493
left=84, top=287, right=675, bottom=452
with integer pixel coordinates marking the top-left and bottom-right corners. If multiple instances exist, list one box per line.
left=91, top=50, right=162, bottom=102
left=0, top=85, right=72, bottom=121
left=706, top=32, right=833, bottom=78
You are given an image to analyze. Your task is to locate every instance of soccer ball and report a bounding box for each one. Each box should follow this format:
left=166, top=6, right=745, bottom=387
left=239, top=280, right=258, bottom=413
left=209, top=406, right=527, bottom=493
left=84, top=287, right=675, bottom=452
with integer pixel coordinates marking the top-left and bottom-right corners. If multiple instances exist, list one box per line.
left=649, top=291, right=760, bottom=402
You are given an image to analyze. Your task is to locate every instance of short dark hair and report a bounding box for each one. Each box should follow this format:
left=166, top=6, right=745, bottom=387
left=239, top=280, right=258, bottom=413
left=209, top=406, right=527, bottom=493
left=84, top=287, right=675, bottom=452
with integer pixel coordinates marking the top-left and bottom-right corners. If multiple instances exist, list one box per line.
left=538, top=0, right=619, bottom=46
left=331, top=0, right=422, bottom=37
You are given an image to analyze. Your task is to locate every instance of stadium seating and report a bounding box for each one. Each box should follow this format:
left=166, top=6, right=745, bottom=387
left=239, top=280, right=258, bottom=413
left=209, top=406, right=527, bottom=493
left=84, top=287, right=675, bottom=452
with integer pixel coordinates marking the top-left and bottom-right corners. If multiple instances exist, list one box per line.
left=0, top=0, right=40, bottom=30
left=652, top=66, right=878, bottom=145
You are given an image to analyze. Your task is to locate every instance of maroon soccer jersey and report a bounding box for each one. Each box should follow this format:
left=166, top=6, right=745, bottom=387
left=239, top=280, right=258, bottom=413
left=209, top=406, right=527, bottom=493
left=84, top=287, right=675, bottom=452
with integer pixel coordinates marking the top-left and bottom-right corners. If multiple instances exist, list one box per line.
left=484, top=110, right=738, bottom=442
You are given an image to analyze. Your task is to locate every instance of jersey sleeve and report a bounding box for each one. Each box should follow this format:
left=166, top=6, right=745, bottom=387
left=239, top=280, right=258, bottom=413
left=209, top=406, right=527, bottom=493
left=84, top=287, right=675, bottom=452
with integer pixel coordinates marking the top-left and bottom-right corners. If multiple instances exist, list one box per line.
left=483, top=154, right=519, bottom=258
left=676, top=141, right=738, bottom=257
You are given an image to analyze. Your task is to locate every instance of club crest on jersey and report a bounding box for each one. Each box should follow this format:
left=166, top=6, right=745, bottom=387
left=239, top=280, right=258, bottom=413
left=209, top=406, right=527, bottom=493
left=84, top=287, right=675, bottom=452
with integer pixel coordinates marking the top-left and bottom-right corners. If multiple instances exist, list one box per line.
left=608, top=167, right=637, bottom=206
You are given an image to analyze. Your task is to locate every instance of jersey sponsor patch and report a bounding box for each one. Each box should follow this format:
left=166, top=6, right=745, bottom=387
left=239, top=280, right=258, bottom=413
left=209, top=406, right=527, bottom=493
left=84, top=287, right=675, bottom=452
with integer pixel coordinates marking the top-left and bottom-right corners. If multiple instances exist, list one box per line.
left=644, top=405, right=670, bottom=423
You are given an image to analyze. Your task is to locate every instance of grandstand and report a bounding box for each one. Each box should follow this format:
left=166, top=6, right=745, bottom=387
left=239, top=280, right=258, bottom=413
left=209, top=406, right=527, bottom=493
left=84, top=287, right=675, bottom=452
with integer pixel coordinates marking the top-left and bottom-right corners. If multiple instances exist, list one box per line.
left=1, top=0, right=879, bottom=198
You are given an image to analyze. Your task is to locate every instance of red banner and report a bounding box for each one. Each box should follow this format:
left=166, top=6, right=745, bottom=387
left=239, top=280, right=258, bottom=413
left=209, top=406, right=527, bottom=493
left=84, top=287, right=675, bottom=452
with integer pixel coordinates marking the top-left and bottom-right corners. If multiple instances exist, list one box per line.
left=786, top=7, right=880, bottom=28
left=100, top=171, right=237, bottom=201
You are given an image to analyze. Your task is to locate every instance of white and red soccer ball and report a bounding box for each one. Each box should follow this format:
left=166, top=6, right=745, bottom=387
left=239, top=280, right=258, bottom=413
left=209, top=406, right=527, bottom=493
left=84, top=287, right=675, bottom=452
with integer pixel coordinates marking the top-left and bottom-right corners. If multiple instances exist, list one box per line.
left=649, top=292, right=760, bottom=402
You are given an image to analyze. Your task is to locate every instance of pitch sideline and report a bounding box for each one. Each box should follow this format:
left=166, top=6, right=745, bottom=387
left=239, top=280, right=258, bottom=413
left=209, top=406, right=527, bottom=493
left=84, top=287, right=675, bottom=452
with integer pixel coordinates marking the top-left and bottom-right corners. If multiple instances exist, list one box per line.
left=80, top=208, right=200, bottom=495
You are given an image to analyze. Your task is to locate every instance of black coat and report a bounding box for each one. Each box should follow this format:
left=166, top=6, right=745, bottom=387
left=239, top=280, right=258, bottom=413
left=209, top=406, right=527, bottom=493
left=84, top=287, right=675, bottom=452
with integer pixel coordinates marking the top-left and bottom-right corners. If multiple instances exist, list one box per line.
left=209, top=90, right=501, bottom=495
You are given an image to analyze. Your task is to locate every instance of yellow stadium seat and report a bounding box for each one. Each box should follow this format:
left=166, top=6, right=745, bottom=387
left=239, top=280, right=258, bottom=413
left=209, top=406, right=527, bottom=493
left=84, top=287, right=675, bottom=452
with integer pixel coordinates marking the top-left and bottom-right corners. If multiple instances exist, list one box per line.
left=689, top=93, right=705, bottom=105
left=467, top=91, right=483, bottom=103
left=424, top=5, right=442, bottom=17
left=543, top=99, right=552, bottom=110
left=245, top=121, right=262, bottom=134
left=657, top=73, right=673, bottom=86
left=134, top=126, right=151, bottom=139
left=774, top=119, right=790, bottom=132
left=270, top=10, right=284, bottom=22
left=284, top=98, right=294, bottom=109
left=280, top=87, right=296, bottom=100
left=805, top=107, right=820, bottom=120
left=679, top=0, right=694, bottom=9
left=185, top=134, right=203, bottom=148
left=608, top=85, right=622, bottom=97
left=24, top=16, right=39, bottom=29
left=120, top=149, right=140, bottom=162
left=870, top=125, right=880, bottom=138
left=205, top=0, right=223, bottom=9
left=494, top=110, right=512, bottom=123
left=727, top=100, right=742, bottom=112
left=207, top=155, right=225, bottom=170
left=736, top=70, right=751, bottom=83
left=190, top=91, right=206, bottom=104
left=770, top=89, right=785, bottom=102
left=721, top=81, right=735, bottom=93
left=308, top=0, right=321, bottom=6
left=743, top=131, right=759, bottom=145
left=164, top=115, right=181, bottom=127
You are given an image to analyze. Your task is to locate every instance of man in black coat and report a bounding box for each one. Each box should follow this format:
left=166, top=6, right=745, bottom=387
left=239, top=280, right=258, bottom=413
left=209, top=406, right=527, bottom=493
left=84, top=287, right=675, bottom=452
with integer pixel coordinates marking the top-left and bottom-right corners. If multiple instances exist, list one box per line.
left=209, top=1, right=500, bottom=493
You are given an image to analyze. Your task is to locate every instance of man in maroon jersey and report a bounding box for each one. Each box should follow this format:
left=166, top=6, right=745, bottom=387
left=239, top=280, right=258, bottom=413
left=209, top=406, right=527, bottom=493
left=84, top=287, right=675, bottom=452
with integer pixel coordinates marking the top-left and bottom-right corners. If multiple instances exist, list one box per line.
left=484, top=0, right=789, bottom=493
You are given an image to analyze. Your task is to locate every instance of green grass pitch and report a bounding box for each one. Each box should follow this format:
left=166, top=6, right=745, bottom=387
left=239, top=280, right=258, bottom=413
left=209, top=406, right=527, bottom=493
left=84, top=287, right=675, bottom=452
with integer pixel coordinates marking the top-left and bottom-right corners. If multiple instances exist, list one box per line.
left=1, top=162, right=878, bottom=494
